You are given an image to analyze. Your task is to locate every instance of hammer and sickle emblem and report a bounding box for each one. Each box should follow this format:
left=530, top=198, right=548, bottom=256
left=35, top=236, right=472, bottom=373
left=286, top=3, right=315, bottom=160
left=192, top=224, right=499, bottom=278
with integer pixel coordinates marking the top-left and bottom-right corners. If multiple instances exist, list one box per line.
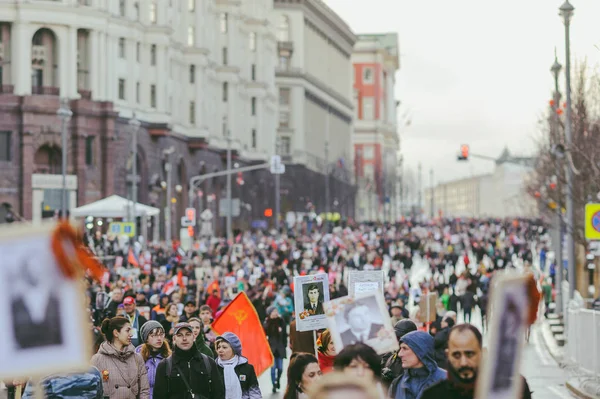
left=232, top=309, right=248, bottom=325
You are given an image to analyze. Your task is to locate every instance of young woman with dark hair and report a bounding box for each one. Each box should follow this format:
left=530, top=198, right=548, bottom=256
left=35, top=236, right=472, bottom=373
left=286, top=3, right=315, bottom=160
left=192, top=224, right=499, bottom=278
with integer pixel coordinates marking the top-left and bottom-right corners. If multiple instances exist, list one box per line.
left=135, top=321, right=171, bottom=399
left=91, top=316, right=150, bottom=399
left=283, top=353, right=322, bottom=399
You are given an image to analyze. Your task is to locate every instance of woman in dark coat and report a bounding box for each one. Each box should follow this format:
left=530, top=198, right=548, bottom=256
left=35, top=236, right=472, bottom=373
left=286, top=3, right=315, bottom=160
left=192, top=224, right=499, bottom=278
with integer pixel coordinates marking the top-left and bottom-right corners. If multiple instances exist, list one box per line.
left=264, top=306, right=287, bottom=393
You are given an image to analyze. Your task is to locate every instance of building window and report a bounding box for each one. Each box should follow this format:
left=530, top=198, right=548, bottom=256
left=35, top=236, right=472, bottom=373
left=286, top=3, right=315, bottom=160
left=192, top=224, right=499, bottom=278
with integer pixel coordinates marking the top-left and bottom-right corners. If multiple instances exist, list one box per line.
left=363, top=67, right=373, bottom=83
left=251, top=64, right=256, bottom=81
left=187, top=27, right=195, bottom=46
left=136, top=42, right=140, bottom=62
left=251, top=97, right=256, bottom=116
left=136, top=82, right=140, bottom=103
left=150, top=44, right=156, bottom=65
left=220, top=13, right=228, bottom=33
left=362, top=97, right=374, bottom=120
left=249, top=32, right=256, bottom=52
left=149, top=2, right=157, bottom=23
left=118, top=79, right=125, bottom=100
left=279, top=88, right=290, bottom=106
left=85, top=136, right=94, bottom=166
left=279, top=136, right=291, bottom=155
left=277, top=15, right=290, bottom=41
left=189, top=65, right=195, bottom=83
left=134, top=2, right=139, bottom=20
left=222, top=47, right=228, bottom=65
left=279, top=111, right=290, bottom=128
left=118, top=37, right=125, bottom=58
left=362, top=145, right=374, bottom=160
left=363, top=164, right=374, bottom=179
left=222, top=82, right=228, bottom=102
left=119, top=0, right=125, bottom=16
left=189, top=101, right=195, bottom=125
left=251, top=129, right=257, bottom=148
left=150, top=84, right=156, bottom=107
left=0, top=131, right=11, bottom=161
left=279, top=54, right=290, bottom=69
left=188, top=0, right=195, bottom=11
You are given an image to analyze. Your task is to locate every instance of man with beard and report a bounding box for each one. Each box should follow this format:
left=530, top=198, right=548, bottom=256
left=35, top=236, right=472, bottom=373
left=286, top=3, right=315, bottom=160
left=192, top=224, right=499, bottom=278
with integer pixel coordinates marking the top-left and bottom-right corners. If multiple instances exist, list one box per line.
left=421, top=324, right=532, bottom=399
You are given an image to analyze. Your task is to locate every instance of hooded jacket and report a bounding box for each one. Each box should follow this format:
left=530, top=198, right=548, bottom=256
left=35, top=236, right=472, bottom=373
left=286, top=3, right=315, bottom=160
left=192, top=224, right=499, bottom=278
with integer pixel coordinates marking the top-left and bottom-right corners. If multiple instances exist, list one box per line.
left=389, top=331, right=447, bottom=399
left=91, top=342, right=150, bottom=399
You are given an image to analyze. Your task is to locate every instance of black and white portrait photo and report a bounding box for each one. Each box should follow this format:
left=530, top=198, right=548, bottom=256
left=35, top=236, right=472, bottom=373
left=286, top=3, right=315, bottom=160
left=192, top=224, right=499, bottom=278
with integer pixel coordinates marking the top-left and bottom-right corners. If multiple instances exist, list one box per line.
left=0, top=227, right=91, bottom=381
left=325, top=293, right=398, bottom=355
left=475, top=273, right=528, bottom=399
left=303, top=282, right=325, bottom=316
left=294, top=274, right=330, bottom=332
left=10, top=257, right=63, bottom=350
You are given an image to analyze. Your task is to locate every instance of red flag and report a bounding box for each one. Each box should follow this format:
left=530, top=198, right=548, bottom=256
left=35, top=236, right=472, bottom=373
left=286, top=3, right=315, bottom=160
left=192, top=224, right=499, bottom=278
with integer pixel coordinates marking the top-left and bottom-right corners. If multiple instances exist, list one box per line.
left=212, top=292, right=273, bottom=376
left=128, top=248, right=139, bottom=267
left=177, top=270, right=184, bottom=288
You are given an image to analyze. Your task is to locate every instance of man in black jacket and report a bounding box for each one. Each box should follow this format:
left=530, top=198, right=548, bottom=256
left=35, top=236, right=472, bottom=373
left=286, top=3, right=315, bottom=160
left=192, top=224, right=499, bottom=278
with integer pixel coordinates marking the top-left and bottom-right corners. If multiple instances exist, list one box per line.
left=154, top=323, right=225, bottom=399
left=422, top=324, right=532, bottom=399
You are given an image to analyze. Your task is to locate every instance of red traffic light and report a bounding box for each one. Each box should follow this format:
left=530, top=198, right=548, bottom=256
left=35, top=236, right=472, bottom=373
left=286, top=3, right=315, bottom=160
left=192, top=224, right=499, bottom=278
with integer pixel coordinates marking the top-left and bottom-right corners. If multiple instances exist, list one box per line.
left=264, top=208, right=273, bottom=217
left=457, top=144, right=469, bottom=161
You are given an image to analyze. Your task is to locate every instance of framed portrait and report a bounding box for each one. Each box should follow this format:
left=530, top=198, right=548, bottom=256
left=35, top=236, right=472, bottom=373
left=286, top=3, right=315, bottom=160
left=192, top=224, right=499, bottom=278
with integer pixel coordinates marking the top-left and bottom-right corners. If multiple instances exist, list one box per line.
left=0, top=223, right=91, bottom=380
left=348, top=270, right=384, bottom=297
left=294, top=274, right=330, bottom=332
left=324, top=293, right=398, bottom=355
left=475, top=272, right=529, bottom=399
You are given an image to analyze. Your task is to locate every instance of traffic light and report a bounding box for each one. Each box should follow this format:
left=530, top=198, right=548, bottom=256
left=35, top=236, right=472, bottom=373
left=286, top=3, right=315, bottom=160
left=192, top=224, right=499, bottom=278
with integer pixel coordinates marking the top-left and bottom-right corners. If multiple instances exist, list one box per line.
left=457, top=144, right=469, bottom=161
left=264, top=208, right=273, bottom=217
left=236, top=172, right=244, bottom=186
left=186, top=207, right=196, bottom=222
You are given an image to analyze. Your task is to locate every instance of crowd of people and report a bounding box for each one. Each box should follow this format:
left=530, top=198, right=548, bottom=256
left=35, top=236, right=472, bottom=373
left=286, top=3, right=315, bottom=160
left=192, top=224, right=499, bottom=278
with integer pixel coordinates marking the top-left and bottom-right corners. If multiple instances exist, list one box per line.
left=6, top=217, right=550, bottom=398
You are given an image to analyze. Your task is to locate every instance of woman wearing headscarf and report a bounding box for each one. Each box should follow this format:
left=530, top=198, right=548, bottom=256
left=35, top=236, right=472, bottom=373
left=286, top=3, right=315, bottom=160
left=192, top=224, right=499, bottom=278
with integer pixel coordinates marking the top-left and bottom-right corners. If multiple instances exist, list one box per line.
left=215, top=332, right=262, bottom=399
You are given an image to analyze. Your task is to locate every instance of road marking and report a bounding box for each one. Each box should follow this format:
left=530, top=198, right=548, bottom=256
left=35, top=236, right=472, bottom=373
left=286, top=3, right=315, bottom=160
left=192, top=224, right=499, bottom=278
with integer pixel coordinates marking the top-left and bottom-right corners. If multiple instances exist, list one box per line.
left=548, top=385, right=575, bottom=399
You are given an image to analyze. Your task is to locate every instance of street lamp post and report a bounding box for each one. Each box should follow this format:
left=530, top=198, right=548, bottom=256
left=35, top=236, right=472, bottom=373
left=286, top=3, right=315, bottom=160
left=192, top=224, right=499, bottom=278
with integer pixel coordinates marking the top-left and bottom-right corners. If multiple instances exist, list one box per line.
left=129, top=113, right=141, bottom=232
left=57, top=98, right=73, bottom=219
left=163, top=146, right=175, bottom=243
left=224, top=118, right=233, bottom=242
left=560, top=0, right=576, bottom=300
left=551, top=53, right=564, bottom=314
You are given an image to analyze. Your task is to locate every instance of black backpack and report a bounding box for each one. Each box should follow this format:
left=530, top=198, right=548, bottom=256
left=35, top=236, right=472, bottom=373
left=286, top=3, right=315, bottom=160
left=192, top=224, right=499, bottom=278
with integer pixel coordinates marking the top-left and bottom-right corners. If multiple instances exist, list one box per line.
left=165, top=353, right=213, bottom=398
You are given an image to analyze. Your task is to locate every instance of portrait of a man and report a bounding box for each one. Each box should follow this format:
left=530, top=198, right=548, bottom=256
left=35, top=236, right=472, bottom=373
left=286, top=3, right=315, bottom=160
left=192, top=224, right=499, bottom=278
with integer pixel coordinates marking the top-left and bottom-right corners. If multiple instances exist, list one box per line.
left=10, top=257, right=63, bottom=350
left=303, top=283, right=324, bottom=316
left=339, top=299, right=383, bottom=346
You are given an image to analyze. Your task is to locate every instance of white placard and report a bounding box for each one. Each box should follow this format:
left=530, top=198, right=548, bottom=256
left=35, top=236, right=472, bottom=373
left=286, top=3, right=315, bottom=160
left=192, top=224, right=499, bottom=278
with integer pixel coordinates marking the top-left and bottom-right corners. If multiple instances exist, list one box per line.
left=0, top=224, right=91, bottom=380
left=294, top=274, right=330, bottom=332
left=348, top=270, right=384, bottom=297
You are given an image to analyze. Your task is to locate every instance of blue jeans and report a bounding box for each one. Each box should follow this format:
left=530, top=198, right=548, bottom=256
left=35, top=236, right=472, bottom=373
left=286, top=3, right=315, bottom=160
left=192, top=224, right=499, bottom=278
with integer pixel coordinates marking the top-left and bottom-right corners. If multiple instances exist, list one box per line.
left=271, top=357, right=283, bottom=385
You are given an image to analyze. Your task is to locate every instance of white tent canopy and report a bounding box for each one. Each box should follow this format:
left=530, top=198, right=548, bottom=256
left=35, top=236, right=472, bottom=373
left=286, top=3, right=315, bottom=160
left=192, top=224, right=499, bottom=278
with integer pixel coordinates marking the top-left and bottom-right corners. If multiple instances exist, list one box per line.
left=71, top=195, right=160, bottom=218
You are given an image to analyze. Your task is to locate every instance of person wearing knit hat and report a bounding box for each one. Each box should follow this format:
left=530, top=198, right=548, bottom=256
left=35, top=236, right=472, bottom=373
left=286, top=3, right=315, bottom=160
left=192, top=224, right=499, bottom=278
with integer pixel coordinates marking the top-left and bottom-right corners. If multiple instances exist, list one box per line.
left=135, top=321, right=171, bottom=399
left=215, top=332, right=262, bottom=399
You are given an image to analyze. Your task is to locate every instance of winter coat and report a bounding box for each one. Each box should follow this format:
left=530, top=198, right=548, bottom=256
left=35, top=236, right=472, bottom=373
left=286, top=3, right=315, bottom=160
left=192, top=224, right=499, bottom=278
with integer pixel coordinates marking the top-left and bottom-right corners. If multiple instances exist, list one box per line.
left=135, top=346, right=165, bottom=399
left=153, top=347, right=225, bottom=399
left=317, top=351, right=335, bottom=373
left=389, top=331, right=447, bottom=399
left=264, top=317, right=287, bottom=359
left=22, top=367, right=103, bottom=399
left=91, top=342, right=150, bottom=399
left=216, top=356, right=262, bottom=399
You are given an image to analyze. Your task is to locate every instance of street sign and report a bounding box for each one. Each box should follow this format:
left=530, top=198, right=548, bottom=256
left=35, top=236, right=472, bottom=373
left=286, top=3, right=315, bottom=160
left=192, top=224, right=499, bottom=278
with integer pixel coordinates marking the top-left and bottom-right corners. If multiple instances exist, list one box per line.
left=200, top=221, right=213, bottom=236
left=108, top=222, right=136, bottom=237
left=270, top=155, right=285, bottom=174
left=585, top=203, right=600, bottom=240
left=219, top=198, right=241, bottom=217
left=181, top=216, right=193, bottom=227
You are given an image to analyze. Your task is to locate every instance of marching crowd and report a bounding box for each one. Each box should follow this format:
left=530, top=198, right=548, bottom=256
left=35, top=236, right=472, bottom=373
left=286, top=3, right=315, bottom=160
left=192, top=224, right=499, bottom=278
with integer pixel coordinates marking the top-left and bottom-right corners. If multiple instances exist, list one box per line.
left=6, top=217, right=549, bottom=399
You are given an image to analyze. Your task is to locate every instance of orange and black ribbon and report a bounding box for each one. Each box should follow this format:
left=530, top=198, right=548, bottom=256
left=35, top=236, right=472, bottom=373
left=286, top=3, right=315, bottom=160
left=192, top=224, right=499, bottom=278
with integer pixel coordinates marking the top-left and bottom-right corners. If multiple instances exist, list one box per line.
left=51, top=221, right=106, bottom=282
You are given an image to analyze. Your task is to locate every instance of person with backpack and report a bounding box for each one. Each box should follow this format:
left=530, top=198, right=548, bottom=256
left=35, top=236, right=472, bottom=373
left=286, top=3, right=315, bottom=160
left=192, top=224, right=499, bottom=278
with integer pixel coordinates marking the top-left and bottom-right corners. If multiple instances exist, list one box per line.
left=153, top=323, right=225, bottom=399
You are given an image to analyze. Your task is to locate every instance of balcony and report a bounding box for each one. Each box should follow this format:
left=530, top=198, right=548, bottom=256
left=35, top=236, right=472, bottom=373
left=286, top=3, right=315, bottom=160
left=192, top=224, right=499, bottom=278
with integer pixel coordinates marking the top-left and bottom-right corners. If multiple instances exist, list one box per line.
left=78, top=89, right=92, bottom=100
left=32, top=86, right=59, bottom=95
left=277, top=41, right=294, bottom=53
left=0, top=85, right=14, bottom=94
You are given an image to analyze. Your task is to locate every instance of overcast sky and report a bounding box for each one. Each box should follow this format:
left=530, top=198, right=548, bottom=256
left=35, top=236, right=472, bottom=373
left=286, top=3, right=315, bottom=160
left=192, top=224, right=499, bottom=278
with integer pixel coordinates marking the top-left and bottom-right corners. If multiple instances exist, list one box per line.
left=324, top=0, right=600, bottom=186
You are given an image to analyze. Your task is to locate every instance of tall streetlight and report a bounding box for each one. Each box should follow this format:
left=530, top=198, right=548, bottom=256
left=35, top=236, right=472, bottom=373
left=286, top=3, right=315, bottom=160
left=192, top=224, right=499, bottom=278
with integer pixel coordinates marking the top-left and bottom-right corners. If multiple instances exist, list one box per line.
left=224, top=116, right=233, bottom=242
left=559, top=0, right=576, bottom=300
left=551, top=52, right=564, bottom=313
left=129, top=113, right=141, bottom=233
left=57, top=98, right=73, bottom=219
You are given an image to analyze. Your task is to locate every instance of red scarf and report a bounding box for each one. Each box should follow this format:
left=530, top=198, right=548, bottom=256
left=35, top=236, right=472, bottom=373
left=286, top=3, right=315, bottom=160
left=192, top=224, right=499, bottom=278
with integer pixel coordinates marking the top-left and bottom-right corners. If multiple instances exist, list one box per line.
left=318, top=351, right=335, bottom=373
